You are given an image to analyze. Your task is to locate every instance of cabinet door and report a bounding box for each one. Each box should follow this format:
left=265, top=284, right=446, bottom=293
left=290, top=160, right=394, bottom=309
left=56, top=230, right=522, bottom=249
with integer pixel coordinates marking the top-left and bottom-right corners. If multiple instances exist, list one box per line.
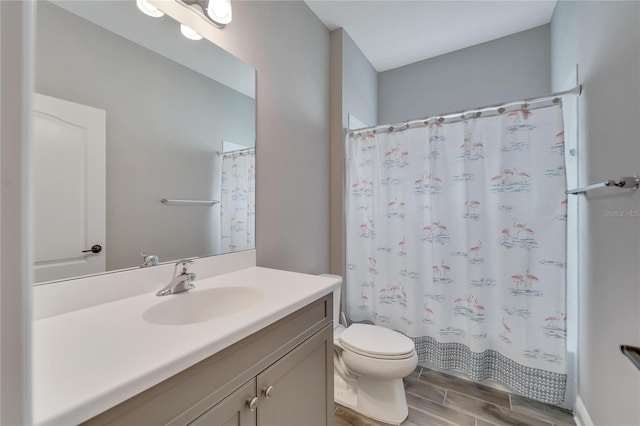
left=190, top=379, right=257, bottom=426
left=256, top=324, right=333, bottom=426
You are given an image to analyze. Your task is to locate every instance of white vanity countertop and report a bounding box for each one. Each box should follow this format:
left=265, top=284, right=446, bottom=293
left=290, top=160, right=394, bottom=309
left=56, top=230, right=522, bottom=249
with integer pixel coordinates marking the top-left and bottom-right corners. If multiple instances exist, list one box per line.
left=32, top=267, right=340, bottom=425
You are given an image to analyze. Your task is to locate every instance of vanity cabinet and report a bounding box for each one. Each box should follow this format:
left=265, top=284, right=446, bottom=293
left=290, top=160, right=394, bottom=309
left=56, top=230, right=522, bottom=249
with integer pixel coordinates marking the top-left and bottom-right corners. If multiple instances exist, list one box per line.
left=255, top=326, right=331, bottom=426
left=83, top=294, right=334, bottom=426
left=193, top=325, right=332, bottom=426
left=191, top=379, right=257, bottom=426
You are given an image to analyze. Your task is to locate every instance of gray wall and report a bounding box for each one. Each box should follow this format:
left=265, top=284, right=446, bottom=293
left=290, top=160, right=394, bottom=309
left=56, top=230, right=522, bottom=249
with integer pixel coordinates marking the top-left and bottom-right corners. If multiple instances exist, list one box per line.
left=195, top=1, right=331, bottom=274
left=341, top=30, right=378, bottom=129
left=551, top=2, right=640, bottom=424
left=378, top=25, right=551, bottom=123
left=1, top=2, right=34, bottom=424
left=329, top=29, right=378, bottom=277
left=36, top=2, right=255, bottom=271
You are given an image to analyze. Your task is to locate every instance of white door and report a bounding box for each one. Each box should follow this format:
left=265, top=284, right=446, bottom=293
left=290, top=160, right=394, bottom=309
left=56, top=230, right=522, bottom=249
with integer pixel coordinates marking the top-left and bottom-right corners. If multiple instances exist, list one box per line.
left=33, top=93, right=106, bottom=283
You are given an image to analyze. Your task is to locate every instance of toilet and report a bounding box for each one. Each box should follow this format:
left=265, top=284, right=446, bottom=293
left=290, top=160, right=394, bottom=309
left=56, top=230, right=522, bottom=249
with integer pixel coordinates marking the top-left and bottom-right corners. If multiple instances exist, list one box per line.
left=330, top=280, right=418, bottom=425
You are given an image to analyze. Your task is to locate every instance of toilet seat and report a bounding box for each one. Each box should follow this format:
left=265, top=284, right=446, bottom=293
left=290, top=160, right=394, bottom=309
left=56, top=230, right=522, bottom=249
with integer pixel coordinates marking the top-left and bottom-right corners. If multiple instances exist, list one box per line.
left=338, top=324, right=415, bottom=360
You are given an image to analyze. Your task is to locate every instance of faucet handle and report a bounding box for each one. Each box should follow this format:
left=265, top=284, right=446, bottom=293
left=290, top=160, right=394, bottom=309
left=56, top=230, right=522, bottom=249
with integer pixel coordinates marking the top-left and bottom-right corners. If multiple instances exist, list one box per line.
left=174, top=259, right=194, bottom=274
left=141, top=252, right=159, bottom=267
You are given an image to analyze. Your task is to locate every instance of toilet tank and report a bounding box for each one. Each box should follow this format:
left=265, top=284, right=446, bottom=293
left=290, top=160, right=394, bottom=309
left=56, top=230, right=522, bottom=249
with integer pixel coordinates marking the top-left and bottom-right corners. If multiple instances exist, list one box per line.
left=320, top=274, right=342, bottom=327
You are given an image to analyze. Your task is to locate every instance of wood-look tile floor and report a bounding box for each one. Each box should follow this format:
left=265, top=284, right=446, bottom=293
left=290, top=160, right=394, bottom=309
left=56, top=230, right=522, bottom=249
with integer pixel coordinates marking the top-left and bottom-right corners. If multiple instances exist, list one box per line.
left=335, top=368, right=575, bottom=426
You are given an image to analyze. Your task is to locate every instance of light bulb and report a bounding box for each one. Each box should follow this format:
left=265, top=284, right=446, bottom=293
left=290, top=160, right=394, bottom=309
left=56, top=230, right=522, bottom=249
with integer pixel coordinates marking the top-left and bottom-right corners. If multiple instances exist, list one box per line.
left=207, top=0, right=232, bottom=25
left=180, top=24, right=203, bottom=40
left=136, top=0, right=164, bottom=18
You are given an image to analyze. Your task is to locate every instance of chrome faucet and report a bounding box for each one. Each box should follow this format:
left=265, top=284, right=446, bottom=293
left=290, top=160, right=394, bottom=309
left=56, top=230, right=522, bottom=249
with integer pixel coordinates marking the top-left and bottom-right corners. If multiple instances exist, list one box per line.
left=156, top=259, right=196, bottom=296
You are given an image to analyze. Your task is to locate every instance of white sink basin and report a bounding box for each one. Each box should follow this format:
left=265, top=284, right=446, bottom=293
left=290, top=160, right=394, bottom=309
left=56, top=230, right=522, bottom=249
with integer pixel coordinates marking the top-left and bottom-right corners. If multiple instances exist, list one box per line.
left=143, top=286, right=264, bottom=325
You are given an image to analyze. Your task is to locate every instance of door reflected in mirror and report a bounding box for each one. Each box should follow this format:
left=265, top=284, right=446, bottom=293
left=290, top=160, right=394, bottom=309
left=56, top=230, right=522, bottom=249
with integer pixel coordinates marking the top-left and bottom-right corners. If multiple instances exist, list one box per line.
left=33, top=0, right=256, bottom=284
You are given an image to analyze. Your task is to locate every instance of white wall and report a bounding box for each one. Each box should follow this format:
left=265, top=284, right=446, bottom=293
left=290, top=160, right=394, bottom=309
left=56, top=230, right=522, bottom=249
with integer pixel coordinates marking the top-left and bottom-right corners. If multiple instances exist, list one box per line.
left=551, top=2, right=640, bottom=425
left=378, top=25, right=551, bottom=123
left=36, top=2, right=255, bottom=272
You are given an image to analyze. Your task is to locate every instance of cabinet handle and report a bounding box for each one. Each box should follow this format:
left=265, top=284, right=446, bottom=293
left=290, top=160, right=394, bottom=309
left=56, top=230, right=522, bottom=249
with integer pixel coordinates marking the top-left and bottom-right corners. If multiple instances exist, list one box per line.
left=247, top=397, right=259, bottom=412
left=262, top=385, right=274, bottom=399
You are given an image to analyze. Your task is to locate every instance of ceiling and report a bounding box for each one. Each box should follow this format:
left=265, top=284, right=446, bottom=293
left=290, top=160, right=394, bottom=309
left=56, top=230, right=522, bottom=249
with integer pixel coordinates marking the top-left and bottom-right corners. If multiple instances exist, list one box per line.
left=305, top=1, right=557, bottom=72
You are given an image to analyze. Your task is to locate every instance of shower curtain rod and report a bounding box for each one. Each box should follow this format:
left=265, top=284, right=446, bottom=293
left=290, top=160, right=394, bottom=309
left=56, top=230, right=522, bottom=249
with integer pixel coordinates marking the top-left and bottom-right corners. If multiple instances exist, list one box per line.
left=216, top=147, right=255, bottom=156
left=348, top=84, right=582, bottom=136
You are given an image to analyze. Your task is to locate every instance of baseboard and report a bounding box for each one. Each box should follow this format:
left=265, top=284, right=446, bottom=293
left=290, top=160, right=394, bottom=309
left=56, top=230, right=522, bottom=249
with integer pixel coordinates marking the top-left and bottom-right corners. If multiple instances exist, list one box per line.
left=574, top=395, right=594, bottom=426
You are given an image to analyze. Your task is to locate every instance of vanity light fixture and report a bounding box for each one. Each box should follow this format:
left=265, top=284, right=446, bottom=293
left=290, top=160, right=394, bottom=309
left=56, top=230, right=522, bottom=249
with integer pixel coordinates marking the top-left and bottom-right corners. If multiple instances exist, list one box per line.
left=206, top=0, right=232, bottom=25
left=180, top=0, right=232, bottom=28
left=136, top=0, right=165, bottom=18
left=136, top=0, right=230, bottom=37
left=180, top=24, right=204, bottom=40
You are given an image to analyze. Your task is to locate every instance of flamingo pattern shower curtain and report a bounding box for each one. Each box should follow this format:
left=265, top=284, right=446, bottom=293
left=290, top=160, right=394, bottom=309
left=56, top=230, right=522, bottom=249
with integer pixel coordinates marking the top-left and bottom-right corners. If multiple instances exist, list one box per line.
left=346, top=103, right=567, bottom=404
left=220, top=150, right=255, bottom=252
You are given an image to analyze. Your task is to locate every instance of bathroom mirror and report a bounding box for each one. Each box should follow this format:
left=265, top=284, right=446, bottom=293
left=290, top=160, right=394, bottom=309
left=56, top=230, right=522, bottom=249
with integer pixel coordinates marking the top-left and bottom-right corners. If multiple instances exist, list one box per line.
left=33, top=0, right=256, bottom=283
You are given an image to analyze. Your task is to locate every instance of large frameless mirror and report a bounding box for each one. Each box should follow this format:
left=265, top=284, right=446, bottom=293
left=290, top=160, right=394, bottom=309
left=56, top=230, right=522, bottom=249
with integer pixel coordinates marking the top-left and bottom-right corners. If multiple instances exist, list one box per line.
left=33, top=0, right=256, bottom=284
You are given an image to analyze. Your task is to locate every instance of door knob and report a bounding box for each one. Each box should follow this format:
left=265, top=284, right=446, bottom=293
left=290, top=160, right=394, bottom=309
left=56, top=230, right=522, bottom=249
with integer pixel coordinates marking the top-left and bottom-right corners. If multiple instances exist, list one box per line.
left=82, top=244, right=102, bottom=254
left=247, top=397, right=259, bottom=412
left=262, top=385, right=274, bottom=399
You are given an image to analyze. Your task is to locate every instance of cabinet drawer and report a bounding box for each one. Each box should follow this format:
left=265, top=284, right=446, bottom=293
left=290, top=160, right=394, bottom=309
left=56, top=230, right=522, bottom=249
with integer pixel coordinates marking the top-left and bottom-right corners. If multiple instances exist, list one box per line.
left=83, top=294, right=332, bottom=426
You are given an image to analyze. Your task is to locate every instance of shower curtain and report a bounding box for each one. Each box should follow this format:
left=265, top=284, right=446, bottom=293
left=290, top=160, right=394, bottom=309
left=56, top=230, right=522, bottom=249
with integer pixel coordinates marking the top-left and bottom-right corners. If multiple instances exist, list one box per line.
left=220, top=149, right=255, bottom=252
left=346, top=103, right=567, bottom=404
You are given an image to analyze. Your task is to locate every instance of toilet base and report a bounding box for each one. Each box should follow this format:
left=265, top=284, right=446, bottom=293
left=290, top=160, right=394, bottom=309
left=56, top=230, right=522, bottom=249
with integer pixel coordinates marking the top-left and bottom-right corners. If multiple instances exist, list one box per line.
left=334, top=373, right=409, bottom=425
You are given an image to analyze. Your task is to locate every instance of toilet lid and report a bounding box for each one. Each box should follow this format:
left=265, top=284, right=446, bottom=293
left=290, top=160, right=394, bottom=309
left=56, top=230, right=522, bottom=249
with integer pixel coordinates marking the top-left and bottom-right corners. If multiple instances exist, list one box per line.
left=339, top=324, right=415, bottom=359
